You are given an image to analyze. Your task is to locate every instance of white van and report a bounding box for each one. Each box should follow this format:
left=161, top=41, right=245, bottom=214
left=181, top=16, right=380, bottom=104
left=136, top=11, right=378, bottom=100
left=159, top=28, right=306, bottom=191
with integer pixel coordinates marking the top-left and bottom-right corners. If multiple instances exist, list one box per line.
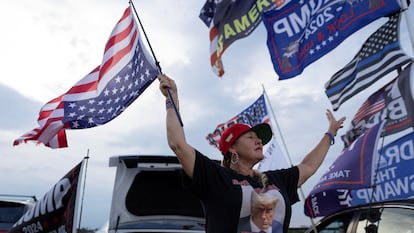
left=108, top=155, right=210, bottom=233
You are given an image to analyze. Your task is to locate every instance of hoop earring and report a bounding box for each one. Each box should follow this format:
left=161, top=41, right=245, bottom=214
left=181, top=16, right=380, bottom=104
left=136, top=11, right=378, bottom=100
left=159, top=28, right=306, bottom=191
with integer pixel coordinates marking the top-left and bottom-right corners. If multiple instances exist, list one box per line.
left=231, top=152, right=239, bottom=164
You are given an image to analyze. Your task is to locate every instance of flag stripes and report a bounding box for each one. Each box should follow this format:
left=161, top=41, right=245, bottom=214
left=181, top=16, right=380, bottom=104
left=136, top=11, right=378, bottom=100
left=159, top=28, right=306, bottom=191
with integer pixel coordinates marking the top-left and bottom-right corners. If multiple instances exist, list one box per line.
left=325, top=14, right=413, bottom=111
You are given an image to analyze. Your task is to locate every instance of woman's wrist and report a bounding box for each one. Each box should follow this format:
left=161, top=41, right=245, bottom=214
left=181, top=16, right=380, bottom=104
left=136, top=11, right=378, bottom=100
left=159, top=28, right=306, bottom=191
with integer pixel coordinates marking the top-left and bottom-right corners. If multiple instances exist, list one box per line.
left=165, top=98, right=179, bottom=110
left=166, top=98, right=173, bottom=110
left=325, top=131, right=335, bottom=145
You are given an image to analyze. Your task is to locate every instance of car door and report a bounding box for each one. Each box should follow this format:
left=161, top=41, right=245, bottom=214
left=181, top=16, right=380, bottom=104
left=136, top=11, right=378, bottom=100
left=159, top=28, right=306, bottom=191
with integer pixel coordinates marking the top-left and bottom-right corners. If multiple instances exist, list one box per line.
left=305, top=211, right=356, bottom=233
left=353, top=205, right=414, bottom=233
left=306, top=202, right=414, bottom=233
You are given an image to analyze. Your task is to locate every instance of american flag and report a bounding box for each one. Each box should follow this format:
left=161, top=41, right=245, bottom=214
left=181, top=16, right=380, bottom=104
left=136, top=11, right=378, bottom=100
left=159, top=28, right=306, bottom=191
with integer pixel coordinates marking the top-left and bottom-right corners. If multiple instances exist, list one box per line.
left=340, top=80, right=389, bottom=148
left=205, top=94, right=270, bottom=148
left=325, top=13, right=413, bottom=111
left=341, top=63, right=414, bottom=148
left=14, top=6, right=159, bottom=148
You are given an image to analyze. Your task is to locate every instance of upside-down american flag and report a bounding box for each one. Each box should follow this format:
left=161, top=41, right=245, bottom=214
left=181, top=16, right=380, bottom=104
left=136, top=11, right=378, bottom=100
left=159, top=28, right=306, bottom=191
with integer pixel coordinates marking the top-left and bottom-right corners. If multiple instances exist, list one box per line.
left=14, top=5, right=159, bottom=148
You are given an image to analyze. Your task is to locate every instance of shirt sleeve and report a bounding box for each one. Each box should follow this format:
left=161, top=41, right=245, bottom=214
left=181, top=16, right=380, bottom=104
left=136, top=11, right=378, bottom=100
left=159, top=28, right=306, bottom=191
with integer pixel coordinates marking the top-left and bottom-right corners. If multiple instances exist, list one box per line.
left=267, top=166, right=300, bottom=205
left=182, top=150, right=222, bottom=201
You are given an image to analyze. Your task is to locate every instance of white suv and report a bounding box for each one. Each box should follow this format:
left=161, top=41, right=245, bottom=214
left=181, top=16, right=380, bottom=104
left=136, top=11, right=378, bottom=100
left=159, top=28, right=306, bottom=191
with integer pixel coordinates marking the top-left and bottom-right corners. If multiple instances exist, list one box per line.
left=108, top=155, right=211, bottom=233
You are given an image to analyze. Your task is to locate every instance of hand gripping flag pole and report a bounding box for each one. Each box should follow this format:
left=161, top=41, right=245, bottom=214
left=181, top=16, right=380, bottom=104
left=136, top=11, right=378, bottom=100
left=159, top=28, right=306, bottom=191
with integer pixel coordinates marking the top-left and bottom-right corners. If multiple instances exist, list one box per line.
left=129, top=0, right=184, bottom=127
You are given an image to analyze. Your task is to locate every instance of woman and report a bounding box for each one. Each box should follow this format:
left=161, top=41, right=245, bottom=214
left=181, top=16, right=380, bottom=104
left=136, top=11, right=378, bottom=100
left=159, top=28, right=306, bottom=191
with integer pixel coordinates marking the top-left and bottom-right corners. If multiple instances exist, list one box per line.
left=158, top=74, right=346, bottom=233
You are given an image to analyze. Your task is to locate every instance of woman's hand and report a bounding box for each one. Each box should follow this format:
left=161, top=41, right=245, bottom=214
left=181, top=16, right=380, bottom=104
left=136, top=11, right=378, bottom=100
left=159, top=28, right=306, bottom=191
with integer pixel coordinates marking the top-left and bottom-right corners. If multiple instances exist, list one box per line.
left=158, top=74, right=177, bottom=98
left=326, top=109, right=346, bottom=136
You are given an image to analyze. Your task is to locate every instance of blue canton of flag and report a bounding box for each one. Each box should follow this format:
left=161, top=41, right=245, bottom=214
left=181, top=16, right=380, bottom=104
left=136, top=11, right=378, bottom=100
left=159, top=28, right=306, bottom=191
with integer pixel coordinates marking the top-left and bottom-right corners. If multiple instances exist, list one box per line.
left=64, top=44, right=158, bottom=129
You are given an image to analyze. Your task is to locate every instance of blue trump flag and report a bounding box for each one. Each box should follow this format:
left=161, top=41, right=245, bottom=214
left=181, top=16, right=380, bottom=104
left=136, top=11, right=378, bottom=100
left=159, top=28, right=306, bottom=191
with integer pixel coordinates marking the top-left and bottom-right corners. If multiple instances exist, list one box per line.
left=304, top=127, right=414, bottom=217
left=262, top=0, right=402, bottom=80
left=304, top=121, right=384, bottom=217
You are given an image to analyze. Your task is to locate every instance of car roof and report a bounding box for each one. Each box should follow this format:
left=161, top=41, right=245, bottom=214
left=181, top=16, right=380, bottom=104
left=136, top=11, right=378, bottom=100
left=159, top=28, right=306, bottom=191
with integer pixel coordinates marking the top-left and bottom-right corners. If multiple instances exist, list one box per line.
left=0, top=194, right=37, bottom=205
left=109, top=155, right=182, bottom=168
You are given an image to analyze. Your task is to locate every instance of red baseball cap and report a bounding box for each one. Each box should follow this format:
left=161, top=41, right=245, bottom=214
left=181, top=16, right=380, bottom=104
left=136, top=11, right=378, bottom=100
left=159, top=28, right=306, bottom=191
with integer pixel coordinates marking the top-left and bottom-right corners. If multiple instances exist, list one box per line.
left=218, top=123, right=273, bottom=156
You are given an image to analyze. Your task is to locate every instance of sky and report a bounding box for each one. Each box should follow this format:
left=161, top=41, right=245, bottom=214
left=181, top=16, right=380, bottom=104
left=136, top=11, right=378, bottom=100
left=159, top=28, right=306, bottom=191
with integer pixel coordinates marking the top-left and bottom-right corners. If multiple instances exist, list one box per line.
left=1, top=0, right=414, bottom=230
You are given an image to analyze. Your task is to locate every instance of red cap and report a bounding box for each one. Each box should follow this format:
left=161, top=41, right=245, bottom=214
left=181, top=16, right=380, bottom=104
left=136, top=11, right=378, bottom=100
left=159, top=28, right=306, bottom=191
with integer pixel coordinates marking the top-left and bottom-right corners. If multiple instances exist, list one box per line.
left=218, top=123, right=272, bottom=156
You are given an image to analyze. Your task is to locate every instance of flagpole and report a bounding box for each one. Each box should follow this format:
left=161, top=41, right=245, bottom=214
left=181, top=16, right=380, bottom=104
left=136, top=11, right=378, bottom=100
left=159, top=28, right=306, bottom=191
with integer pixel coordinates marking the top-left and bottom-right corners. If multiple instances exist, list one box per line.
left=76, top=152, right=90, bottom=231
left=261, top=85, right=319, bottom=233
left=400, top=0, right=414, bottom=53
left=73, top=154, right=89, bottom=233
left=129, top=0, right=184, bottom=127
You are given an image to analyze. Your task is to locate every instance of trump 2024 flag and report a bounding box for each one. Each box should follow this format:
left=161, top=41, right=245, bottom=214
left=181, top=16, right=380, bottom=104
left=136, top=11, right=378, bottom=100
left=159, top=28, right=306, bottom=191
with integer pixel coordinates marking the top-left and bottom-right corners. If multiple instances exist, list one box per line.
left=262, top=0, right=401, bottom=80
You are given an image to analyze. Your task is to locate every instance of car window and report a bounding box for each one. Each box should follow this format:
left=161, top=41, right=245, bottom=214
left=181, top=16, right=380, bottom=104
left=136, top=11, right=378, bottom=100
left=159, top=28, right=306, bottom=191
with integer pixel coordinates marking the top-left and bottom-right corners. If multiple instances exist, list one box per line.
left=0, top=203, right=27, bottom=230
left=355, top=207, right=414, bottom=233
left=309, top=212, right=353, bottom=233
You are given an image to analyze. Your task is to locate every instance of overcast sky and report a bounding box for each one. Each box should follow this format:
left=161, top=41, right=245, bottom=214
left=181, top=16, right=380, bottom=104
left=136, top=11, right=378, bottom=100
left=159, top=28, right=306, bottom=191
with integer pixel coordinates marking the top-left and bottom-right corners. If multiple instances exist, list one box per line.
left=1, top=0, right=413, bottom=230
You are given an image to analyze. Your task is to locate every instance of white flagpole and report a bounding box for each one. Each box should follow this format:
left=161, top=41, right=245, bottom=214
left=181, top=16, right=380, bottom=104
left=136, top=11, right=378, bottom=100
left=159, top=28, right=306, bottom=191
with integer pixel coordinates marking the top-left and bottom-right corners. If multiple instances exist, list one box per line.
left=261, top=85, right=319, bottom=233
left=401, top=0, right=414, bottom=52
left=262, top=86, right=293, bottom=166
left=73, top=153, right=90, bottom=233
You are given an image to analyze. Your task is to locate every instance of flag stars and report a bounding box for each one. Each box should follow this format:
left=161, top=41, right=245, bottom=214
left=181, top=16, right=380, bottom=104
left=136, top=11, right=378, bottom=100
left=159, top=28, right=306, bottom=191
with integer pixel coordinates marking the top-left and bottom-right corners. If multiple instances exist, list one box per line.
left=88, top=99, right=95, bottom=105
left=78, top=105, right=86, bottom=111
left=104, top=89, right=110, bottom=96
left=124, top=73, right=130, bottom=81
left=88, top=108, right=96, bottom=113
left=88, top=117, right=95, bottom=125
left=68, top=102, right=77, bottom=108
left=115, top=76, right=122, bottom=83
left=68, top=112, right=77, bottom=118
left=111, top=87, right=118, bottom=95
left=72, top=121, right=80, bottom=128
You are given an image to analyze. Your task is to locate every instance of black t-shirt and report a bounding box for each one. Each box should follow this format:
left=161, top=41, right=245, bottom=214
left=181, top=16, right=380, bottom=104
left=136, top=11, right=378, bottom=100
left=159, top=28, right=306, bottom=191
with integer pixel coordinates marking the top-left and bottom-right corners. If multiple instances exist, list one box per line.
left=184, top=150, right=300, bottom=233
